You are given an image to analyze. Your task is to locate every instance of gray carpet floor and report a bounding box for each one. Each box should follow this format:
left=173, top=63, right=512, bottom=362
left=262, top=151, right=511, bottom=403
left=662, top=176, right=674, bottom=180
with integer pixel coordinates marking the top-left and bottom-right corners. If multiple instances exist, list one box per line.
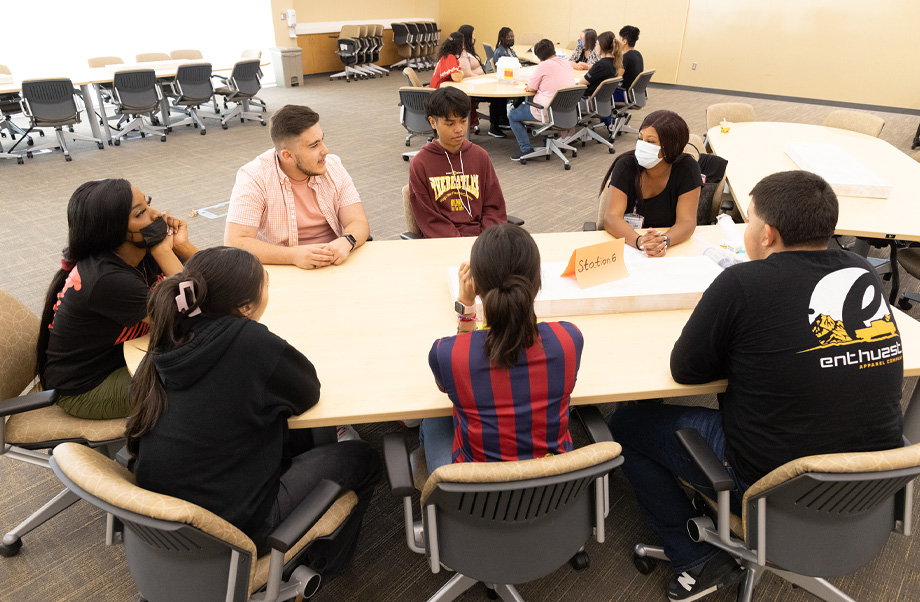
left=1, top=71, right=919, bottom=602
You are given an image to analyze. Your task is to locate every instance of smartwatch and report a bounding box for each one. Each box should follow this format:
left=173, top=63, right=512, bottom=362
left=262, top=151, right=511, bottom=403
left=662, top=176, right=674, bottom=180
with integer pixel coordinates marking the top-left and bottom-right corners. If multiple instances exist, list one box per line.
left=663, top=235, right=671, bottom=249
left=454, top=300, right=475, bottom=316
left=343, top=233, right=357, bottom=250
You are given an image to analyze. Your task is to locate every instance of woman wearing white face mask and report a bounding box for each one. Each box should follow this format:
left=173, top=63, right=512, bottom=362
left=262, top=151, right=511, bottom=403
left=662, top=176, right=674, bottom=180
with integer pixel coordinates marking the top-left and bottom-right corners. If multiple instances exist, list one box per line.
left=599, top=110, right=701, bottom=257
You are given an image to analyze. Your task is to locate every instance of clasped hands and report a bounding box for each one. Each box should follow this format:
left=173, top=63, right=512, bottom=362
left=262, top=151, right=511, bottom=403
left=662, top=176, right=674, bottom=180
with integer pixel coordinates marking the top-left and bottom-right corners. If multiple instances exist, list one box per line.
left=637, top=228, right=668, bottom=258
left=294, top=238, right=353, bottom=270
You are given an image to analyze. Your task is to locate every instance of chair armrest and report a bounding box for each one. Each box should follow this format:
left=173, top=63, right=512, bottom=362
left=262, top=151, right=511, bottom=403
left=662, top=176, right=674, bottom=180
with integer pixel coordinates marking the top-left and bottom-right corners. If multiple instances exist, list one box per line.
left=400, top=232, right=422, bottom=240
left=719, top=199, right=735, bottom=214
left=265, top=479, right=343, bottom=553
left=383, top=432, right=415, bottom=497
left=507, top=215, right=525, bottom=226
left=583, top=221, right=597, bottom=231
left=524, top=99, right=544, bottom=110
left=0, top=389, right=58, bottom=418
left=675, top=428, right=735, bottom=492
left=574, top=405, right=612, bottom=443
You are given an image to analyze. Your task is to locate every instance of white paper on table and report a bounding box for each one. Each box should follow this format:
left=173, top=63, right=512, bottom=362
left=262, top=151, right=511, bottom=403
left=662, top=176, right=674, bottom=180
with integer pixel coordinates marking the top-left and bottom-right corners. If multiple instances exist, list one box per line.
left=0, top=74, right=12, bottom=84
left=447, top=248, right=723, bottom=318
left=784, top=141, right=891, bottom=198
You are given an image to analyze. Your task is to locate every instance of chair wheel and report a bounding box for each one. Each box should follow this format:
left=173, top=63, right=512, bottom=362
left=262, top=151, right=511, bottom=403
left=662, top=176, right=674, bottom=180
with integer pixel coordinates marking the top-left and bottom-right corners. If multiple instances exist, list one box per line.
left=97, top=142, right=104, bottom=149
left=564, top=163, right=571, bottom=170
left=633, top=553, right=655, bottom=575
left=609, top=147, right=615, bottom=154
left=27, top=137, right=34, bottom=146
left=0, top=538, right=23, bottom=557
left=545, top=155, right=550, bottom=160
left=166, top=127, right=172, bottom=133
left=403, top=155, right=410, bottom=161
left=65, top=155, right=72, bottom=161
left=581, top=141, right=586, bottom=147
left=38, top=131, right=45, bottom=137
left=572, top=151, right=577, bottom=158
left=899, top=299, right=913, bottom=311
left=160, top=136, right=166, bottom=142
left=485, top=586, right=499, bottom=600
left=520, top=159, right=527, bottom=165
left=201, top=130, right=206, bottom=135
left=261, top=121, right=266, bottom=126
left=114, top=139, right=120, bottom=146
left=27, top=151, right=33, bottom=159
left=569, top=551, right=590, bottom=570
left=16, top=157, right=23, bottom=164
left=222, top=123, right=228, bottom=130
left=240, top=118, right=244, bottom=124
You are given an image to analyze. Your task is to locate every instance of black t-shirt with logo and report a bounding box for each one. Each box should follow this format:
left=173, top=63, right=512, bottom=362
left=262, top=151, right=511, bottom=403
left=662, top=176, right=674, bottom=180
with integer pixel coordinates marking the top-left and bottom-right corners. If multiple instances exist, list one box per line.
left=608, top=155, right=702, bottom=228
left=584, top=57, right=617, bottom=97
left=671, top=250, right=904, bottom=484
left=44, top=253, right=163, bottom=395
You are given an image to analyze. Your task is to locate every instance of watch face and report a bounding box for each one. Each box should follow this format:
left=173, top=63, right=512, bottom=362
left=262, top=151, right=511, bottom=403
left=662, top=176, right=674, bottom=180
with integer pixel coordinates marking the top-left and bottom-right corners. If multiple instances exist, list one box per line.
left=454, top=301, right=465, bottom=314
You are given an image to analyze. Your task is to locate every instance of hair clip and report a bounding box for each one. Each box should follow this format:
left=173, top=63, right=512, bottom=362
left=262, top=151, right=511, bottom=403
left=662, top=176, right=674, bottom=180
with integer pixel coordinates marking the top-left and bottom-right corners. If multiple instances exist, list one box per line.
left=175, top=280, right=202, bottom=317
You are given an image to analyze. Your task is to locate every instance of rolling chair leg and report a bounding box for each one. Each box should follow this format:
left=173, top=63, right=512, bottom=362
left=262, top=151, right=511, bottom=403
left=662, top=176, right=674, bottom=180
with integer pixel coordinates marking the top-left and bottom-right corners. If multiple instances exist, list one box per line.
left=1, top=488, right=81, bottom=556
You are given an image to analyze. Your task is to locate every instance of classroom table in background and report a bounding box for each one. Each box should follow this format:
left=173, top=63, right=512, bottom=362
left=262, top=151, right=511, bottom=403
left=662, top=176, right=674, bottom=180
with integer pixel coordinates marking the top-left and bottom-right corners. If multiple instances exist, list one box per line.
left=443, top=66, right=584, bottom=98
left=124, top=228, right=920, bottom=443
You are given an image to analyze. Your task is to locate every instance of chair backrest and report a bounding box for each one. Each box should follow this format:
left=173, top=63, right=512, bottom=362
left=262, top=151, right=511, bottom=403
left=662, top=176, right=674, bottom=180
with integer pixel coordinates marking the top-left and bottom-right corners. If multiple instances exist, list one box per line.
left=174, top=64, right=214, bottom=103
left=337, top=38, right=358, bottom=65
left=742, top=443, right=920, bottom=578
left=399, top=87, right=434, bottom=135
left=543, top=86, right=587, bottom=130
left=482, top=43, right=495, bottom=65
left=685, top=132, right=705, bottom=160
left=21, top=78, right=79, bottom=125
left=392, top=23, right=410, bottom=46
left=112, top=69, right=160, bottom=114
left=228, top=60, right=262, bottom=97
left=0, top=290, right=39, bottom=401
left=87, top=56, right=124, bottom=68
left=626, top=69, right=655, bottom=108
left=402, top=67, right=422, bottom=88
left=420, top=442, right=622, bottom=584
left=822, top=109, right=885, bottom=137
left=136, top=52, right=171, bottom=63
left=695, top=153, right=729, bottom=225
left=0, top=64, right=11, bottom=76
left=706, top=102, right=755, bottom=130
left=589, top=77, right=622, bottom=118
left=170, top=49, right=203, bottom=60
left=402, top=184, right=421, bottom=237
left=241, top=49, right=262, bottom=60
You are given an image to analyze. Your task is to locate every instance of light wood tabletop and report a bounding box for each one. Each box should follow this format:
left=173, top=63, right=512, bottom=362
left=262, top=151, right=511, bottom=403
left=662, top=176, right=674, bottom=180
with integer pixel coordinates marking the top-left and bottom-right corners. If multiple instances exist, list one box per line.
left=707, top=122, right=920, bottom=242
left=443, top=66, right=584, bottom=98
left=124, top=228, right=920, bottom=433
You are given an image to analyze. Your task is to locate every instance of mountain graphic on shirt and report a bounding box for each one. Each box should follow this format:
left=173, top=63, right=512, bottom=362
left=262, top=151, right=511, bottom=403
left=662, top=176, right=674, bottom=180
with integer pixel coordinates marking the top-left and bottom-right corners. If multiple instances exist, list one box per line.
left=804, top=313, right=898, bottom=352
left=811, top=314, right=852, bottom=345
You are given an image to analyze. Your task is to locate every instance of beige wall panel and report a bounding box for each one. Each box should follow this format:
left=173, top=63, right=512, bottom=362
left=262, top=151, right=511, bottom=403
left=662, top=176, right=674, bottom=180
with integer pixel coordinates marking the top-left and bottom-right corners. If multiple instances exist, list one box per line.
left=623, top=0, right=689, bottom=85
left=270, top=0, right=296, bottom=47
left=290, top=0, right=438, bottom=23
left=677, top=0, right=920, bottom=108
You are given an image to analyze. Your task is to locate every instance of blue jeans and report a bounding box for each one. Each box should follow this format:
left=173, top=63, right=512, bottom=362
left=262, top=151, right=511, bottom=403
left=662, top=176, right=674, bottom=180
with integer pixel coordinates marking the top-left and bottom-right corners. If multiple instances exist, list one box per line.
left=419, top=416, right=454, bottom=474
left=608, top=404, right=750, bottom=573
left=509, top=102, right=538, bottom=154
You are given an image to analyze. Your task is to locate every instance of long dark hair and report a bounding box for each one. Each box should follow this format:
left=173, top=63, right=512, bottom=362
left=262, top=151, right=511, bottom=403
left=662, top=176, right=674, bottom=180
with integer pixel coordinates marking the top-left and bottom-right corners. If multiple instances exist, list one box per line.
left=496, top=27, right=513, bottom=50
left=457, top=24, right=481, bottom=64
left=125, top=247, right=265, bottom=455
left=598, top=110, right=691, bottom=214
left=439, top=32, right=464, bottom=59
left=36, top=179, right=134, bottom=386
left=470, top=225, right=541, bottom=370
left=582, top=29, right=597, bottom=53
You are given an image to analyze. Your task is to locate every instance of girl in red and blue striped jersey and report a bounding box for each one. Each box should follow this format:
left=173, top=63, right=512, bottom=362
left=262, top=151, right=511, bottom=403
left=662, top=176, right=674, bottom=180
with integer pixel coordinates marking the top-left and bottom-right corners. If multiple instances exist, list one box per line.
left=419, top=224, right=584, bottom=474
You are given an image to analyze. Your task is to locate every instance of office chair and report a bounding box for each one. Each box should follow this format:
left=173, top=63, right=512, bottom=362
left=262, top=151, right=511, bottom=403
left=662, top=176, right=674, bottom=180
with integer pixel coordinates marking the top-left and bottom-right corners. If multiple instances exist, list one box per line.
left=18, top=78, right=104, bottom=161
left=169, top=49, right=203, bottom=60
left=518, top=85, right=587, bottom=169
left=896, top=248, right=920, bottom=310
left=383, top=407, right=622, bottom=602
left=482, top=43, right=495, bottom=71
left=703, top=102, right=756, bottom=149
left=609, top=69, right=656, bottom=138
left=402, top=67, right=426, bottom=88
left=213, top=60, right=266, bottom=129
left=398, top=86, right=435, bottom=160
left=406, top=23, right=425, bottom=70
left=822, top=109, right=885, bottom=137
left=633, top=428, right=920, bottom=602
left=49, top=442, right=359, bottom=602
left=109, top=69, right=167, bottom=144
left=360, top=25, right=388, bottom=76
left=0, top=289, right=125, bottom=557
left=390, top=23, right=414, bottom=71
left=0, top=64, right=36, bottom=151
left=136, top=52, right=171, bottom=63
left=421, top=22, right=437, bottom=69
left=331, top=26, right=364, bottom=82
left=400, top=184, right=525, bottom=240
left=561, top=77, right=621, bottom=153
left=913, top=123, right=919, bottom=149
left=165, top=63, right=216, bottom=134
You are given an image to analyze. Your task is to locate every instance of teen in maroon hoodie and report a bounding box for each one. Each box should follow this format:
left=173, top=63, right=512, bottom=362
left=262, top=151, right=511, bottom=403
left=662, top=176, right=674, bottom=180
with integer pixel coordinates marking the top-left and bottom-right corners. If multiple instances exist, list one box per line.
left=409, top=87, right=507, bottom=238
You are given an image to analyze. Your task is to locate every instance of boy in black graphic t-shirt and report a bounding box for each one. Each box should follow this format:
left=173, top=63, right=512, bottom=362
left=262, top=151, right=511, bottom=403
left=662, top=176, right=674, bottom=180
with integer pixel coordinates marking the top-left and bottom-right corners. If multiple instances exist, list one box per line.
left=609, top=170, right=903, bottom=602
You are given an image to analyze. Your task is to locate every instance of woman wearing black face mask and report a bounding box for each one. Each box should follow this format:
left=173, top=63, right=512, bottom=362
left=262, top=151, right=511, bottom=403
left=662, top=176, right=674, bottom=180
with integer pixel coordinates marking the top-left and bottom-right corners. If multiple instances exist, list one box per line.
left=36, top=179, right=197, bottom=419
left=487, top=27, right=518, bottom=138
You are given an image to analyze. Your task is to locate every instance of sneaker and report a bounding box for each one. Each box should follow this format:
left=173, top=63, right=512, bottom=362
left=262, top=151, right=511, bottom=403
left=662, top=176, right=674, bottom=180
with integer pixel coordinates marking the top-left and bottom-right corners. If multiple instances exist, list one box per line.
left=667, top=552, right=742, bottom=601
left=487, top=129, right=506, bottom=138
left=336, top=425, right=362, bottom=442
left=511, top=150, right=533, bottom=161
left=499, top=124, right=511, bottom=130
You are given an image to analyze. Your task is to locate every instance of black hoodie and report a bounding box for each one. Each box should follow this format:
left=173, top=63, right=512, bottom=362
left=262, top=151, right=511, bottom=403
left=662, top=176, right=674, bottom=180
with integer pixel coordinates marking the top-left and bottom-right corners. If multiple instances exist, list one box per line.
left=134, top=315, right=320, bottom=541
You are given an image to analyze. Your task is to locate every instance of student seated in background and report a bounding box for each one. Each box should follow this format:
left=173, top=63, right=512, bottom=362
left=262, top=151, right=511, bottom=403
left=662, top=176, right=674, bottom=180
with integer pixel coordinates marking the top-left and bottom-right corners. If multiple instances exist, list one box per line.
left=615, top=25, right=644, bottom=102
left=409, top=87, right=507, bottom=238
left=509, top=39, right=574, bottom=161
left=430, top=32, right=466, bottom=89
left=457, top=24, right=485, bottom=133
left=569, top=28, right=599, bottom=70
left=600, top=110, right=700, bottom=257
left=609, top=170, right=904, bottom=602
left=37, top=179, right=197, bottom=420
left=578, top=30, right=623, bottom=127
left=418, top=224, right=584, bottom=474
left=129, top=246, right=381, bottom=578
left=487, top=26, right=518, bottom=138
left=225, top=104, right=369, bottom=272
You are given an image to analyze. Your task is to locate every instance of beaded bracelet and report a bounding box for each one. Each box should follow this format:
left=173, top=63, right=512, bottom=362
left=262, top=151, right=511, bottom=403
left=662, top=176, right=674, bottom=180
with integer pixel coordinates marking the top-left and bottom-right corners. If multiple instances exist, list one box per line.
left=457, top=313, right=477, bottom=322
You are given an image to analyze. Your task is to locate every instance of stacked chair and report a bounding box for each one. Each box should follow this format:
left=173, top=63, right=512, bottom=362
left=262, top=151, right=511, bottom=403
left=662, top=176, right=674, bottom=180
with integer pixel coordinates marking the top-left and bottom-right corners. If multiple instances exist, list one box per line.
left=331, top=25, right=389, bottom=82
left=391, top=22, right=438, bottom=71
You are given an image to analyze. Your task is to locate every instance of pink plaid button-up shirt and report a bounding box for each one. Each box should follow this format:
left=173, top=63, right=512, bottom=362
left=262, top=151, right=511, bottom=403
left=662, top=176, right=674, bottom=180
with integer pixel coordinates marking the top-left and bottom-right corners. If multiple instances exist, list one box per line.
left=227, top=149, right=362, bottom=246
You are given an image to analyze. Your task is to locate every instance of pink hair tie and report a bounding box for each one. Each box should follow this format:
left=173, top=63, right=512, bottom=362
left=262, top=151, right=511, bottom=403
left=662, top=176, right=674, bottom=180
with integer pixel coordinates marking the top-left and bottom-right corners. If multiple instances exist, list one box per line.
left=61, top=258, right=76, bottom=271
left=175, top=281, right=202, bottom=317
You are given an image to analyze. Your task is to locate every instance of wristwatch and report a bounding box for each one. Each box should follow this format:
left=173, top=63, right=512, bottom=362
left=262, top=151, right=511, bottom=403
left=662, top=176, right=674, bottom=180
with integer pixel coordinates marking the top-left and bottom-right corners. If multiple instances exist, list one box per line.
left=343, top=233, right=357, bottom=250
left=454, top=300, right=476, bottom=316
left=663, top=235, right=671, bottom=249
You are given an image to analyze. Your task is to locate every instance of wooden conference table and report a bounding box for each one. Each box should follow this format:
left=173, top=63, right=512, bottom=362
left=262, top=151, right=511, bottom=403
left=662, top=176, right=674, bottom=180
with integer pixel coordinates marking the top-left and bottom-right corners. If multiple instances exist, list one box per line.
left=444, top=65, right=584, bottom=98
left=124, top=229, right=920, bottom=442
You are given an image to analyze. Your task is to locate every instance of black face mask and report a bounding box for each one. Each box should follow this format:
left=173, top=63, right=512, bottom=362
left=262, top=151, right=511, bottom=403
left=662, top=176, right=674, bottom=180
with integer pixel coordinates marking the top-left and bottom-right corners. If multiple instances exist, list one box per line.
left=507, top=38, right=515, bottom=46
left=128, top=216, right=169, bottom=249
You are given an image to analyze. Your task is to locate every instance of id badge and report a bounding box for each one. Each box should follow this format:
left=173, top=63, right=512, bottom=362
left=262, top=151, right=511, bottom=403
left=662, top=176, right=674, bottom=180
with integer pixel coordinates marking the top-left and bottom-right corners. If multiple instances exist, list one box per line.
left=624, top=213, right=645, bottom=229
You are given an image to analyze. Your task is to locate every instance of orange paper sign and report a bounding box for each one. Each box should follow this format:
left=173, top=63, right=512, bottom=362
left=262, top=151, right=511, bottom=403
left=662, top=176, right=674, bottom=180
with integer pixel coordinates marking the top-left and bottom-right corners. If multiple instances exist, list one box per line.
left=560, top=239, right=630, bottom=289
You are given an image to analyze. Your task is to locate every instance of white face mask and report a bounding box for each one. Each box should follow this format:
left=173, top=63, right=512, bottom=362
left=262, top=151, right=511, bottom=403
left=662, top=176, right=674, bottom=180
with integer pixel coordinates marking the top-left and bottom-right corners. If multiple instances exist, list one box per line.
left=635, top=139, right=663, bottom=169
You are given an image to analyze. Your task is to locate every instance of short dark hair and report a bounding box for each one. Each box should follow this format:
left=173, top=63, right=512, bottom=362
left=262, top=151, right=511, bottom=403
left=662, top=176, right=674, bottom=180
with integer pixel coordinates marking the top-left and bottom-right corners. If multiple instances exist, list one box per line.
left=582, top=29, right=597, bottom=51
left=749, top=171, right=838, bottom=247
left=270, top=104, right=319, bottom=149
left=439, top=33, right=464, bottom=59
left=534, top=39, right=555, bottom=61
left=619, top=25, right=640, bottom=47
left=426, top=86, right=470, bottom=120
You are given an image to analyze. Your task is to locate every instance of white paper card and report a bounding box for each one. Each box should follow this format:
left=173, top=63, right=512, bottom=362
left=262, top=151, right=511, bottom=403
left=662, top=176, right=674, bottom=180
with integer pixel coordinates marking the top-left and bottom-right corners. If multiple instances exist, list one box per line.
left=784, top=141, right=891, bottom=199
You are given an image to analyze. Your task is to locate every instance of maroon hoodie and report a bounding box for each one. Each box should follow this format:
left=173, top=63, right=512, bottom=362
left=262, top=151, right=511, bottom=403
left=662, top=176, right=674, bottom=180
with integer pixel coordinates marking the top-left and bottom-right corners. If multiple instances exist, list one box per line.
left=408, top=139, right=507, bottom=238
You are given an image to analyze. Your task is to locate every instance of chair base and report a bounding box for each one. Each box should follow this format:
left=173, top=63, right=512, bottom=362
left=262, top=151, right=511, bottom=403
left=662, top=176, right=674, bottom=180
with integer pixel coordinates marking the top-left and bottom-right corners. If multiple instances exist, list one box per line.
left=519, top=136, right=577, bottom=169
left=428, top=574, right=524, bottom=602
left=219, top=103, right=266, bottom=128
left=330, top=65, right=369, bottom=82
left=167, top=106, right=211, bottom=134
left=111, top=113, right=167, bottom=144
left=21, top=127, right=104, bottom=161
left=561, top=123, right=615, bottom=152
